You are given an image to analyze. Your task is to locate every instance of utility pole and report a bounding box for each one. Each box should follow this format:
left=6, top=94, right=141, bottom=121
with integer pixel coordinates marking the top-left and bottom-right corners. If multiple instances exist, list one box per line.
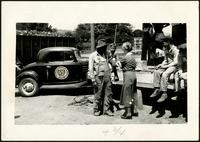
left=90, top=23, right=95, bottom=52
left=114, top=24, right=118, bottom=44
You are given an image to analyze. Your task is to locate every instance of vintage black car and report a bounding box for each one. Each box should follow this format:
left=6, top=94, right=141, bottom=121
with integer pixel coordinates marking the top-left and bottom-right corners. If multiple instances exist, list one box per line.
left=16, top=47, right=89, bottom=97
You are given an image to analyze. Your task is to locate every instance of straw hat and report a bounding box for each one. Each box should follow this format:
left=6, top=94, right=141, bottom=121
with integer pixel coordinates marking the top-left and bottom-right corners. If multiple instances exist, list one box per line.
left=96, top=39, right=107, bottom=49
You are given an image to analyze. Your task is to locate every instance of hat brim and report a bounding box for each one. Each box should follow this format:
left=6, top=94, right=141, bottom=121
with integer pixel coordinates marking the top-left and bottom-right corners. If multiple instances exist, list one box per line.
left=96, top=43, right=107, bottom=48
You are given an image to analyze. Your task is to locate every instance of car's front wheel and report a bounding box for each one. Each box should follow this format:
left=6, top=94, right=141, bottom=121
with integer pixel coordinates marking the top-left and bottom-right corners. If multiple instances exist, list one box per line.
left=18, top=78, right=39, bottom=97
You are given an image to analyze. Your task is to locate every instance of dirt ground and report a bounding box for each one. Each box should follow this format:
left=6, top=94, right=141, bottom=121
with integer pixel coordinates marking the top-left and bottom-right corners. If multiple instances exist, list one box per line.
left=15, top=88, right=186, bottom=125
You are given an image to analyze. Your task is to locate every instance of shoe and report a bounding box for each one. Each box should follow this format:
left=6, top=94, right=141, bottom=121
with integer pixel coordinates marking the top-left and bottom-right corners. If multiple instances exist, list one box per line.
left=110, top=106, right=114, bottom=113
left=121, top=110, right=127, bottom=117
left=114, top=76, right=119, bottom=81
left=157, top=93, right=168, bottom=103
left=156, top=112, right=165, bottom=118
left=149, top=109, right=157, bottom=114
left=169, top=114, right=179, bottom=118
left=94, top=111, right=101, bottom=116
left=171, top=96, right=178, bottom=101
left=116, top=106, right=121, bottom=111
left=150, top=89, right=160, bottom=98
left=113, top=101, right=121, bottom=111
left=104, top=110, right=114, bottom=116
left=131, top=106, right=139, bottom=117
left=121, top=115, right=132, bottom=119
left=132, top=112, right=139, bottom=117
left=121, top=107, right=132, bottom=119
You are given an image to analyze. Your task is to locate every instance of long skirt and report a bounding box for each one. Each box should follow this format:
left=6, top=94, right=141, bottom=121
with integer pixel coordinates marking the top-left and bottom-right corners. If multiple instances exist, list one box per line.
left=120, top=71, right=137, bottom=107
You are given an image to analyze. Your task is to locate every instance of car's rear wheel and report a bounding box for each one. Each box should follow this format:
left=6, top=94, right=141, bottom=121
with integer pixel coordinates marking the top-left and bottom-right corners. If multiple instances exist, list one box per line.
left=18, top=78, right=39, bottom=97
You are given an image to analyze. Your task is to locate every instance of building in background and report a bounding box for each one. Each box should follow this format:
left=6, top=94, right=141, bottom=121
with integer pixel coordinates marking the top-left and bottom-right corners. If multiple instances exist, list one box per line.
left=133, top=29, right=143, bottom=52
left=16, top=23, right=76, bottom=65
left=133, top=37, right=142, bottom=51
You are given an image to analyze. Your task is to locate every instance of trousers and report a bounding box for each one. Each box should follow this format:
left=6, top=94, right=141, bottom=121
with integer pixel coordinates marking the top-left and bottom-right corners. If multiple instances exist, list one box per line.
left=93, top=72, right=113, bottom=113
left=174, top=71, right=187, bottom=92
left=153, top=66, right=177, bottom=92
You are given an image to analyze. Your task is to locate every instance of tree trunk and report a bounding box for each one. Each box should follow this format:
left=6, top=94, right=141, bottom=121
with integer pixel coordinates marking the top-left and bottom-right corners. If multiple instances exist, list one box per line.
left=90, top=24, right=95, bottom=51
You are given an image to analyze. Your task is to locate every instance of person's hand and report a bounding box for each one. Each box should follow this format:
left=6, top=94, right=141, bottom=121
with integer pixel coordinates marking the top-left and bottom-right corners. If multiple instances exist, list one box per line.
left=160, top=64, right=168, bottom=69
left=116, top=61, right=121, bottom=68
left=91, top=79, right=97, bottom=87
left=155, top=64, right=161, bottom=70
left=177, top=70, right=183, bottom=77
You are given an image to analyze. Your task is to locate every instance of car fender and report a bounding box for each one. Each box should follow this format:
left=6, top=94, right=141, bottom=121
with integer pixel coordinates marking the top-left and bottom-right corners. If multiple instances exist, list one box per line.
left=16, top=70, right=39, bottom=85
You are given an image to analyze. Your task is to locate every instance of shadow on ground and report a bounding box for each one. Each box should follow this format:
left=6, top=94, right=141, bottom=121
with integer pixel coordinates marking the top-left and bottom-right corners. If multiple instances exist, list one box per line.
left=112, top=84, right=187, bottom=120
left=141, top=88, right=187, bottom=120
left=15, top=83, right=187, bottom=120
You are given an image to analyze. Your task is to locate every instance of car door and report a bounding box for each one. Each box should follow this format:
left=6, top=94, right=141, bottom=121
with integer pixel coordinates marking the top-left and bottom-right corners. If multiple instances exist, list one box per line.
left=44, top=51, right=83, bottom=84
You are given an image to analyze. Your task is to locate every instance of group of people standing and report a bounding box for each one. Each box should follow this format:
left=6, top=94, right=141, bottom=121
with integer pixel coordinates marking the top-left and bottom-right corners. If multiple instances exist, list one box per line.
left=88, top=39, right=138, bottom=119
left=88, top=36, right=187, bottom=119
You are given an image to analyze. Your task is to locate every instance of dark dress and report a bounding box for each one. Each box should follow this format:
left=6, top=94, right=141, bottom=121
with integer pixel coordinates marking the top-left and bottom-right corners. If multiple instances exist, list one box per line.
left=120, top=51, right=137, bottom=107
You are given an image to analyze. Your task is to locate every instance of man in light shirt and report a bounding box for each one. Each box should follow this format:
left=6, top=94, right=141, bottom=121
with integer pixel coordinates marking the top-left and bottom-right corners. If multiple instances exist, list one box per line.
left=88, top=39, right=113, bottom=116
left=150, top=37, right=179, bottom=103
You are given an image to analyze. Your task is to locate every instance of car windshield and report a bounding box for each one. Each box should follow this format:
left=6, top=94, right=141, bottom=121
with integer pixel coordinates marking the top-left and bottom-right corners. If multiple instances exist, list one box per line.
left=74, top=50, right=81, bottom=59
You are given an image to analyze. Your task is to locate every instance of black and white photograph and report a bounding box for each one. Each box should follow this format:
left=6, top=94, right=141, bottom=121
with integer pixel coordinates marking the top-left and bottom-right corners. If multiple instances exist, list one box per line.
left=1, top=1, right=199, bottom=141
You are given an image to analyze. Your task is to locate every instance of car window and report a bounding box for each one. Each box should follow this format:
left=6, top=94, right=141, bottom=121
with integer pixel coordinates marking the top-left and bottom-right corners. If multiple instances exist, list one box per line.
left=45, top=51, right=76, bottom=62
left=64, top=51, right=75, bottom=61
left=46, top=52, right=65, bottom=62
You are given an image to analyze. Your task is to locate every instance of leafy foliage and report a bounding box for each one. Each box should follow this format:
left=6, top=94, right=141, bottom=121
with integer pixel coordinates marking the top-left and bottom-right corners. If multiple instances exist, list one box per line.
left=74, top=23, right=135, bottom=45
left=16, top=23, right=57, bottom=32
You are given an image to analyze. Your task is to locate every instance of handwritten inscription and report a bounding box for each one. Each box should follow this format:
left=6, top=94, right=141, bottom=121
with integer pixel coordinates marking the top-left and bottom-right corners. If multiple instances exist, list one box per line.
left=102, top=126, right=126, bottom=136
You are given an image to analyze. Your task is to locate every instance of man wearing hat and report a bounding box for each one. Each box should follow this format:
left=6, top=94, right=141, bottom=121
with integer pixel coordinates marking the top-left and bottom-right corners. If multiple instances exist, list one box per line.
left=88, top=39, right=114, bottom=116
left=150, top=37, right=179, bottom=103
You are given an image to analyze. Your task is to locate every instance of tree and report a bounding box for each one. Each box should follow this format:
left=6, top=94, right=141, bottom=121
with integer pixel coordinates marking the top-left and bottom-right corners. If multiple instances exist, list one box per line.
left=94, top=23, right=134, bottom=44
left=117, top=23, right=134, bottom=43
left=75, top=24, right=91, bottom=43
left=64, top=31, right=74, bottom=37
left=75, top=23, right=134, bottom=44
left=133, top=29, right=143, bottom=37
left=16, top=23, right=52, bottom=32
